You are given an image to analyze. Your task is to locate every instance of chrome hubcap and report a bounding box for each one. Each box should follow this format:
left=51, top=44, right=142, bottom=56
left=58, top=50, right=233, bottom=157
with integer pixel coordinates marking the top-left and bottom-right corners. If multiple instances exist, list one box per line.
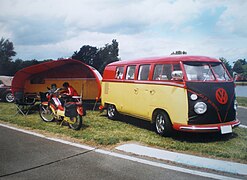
left=156, top=114, right=165, bottom=133
left=6, top=93, right=14, bottom=102
left=108, top=105, right=115, bottom=117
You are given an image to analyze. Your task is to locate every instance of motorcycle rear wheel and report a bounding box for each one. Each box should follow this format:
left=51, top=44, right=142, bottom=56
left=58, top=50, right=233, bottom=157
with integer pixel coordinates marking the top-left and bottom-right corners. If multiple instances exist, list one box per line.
left=39, top=104, right=55, bottom=122
left=68, top=115, right=82, bottom=130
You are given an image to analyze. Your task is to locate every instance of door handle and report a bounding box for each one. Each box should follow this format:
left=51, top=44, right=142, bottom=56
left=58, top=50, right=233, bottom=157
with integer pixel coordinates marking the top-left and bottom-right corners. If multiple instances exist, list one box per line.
left=150, top=90, right=155, bottom=95
left=134, top=88, right=139, bottom=94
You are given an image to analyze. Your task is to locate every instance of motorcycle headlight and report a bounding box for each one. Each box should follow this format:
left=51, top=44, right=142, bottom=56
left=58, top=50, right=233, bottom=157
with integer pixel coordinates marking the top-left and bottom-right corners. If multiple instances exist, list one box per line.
left=194, top=102, right=207, bottom=114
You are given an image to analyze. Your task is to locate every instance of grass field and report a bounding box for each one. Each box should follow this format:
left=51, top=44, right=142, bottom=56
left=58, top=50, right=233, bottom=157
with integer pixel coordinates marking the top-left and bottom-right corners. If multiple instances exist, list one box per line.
left=0, top=102, right=246, bottom=164
left=237, top=97, right=247, bottom=107
left=235, top=82, right=247, bottom=85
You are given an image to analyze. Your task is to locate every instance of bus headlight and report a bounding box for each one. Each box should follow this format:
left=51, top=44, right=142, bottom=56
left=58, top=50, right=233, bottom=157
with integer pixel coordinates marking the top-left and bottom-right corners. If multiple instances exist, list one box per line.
left=194, top=102, right=207, bottom=114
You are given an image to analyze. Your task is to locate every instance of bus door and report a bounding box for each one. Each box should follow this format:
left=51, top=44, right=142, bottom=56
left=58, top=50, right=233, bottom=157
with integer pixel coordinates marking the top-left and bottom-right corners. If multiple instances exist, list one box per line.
left=121, top=65, right=138, bottom=114
left=133, top=64, right=152, bottom=119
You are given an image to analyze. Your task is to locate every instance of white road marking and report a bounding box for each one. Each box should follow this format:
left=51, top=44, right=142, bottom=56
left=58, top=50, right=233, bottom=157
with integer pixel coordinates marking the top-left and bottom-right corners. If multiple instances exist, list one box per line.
left=238, top=106, right=247, bottom=110
left=116, top=143, right=247, bottom=176
left=239, top=125, right=247, bottom=128
left=0, top=123, right=242, bottom=180
left=238, top=106, right=247, bottom=128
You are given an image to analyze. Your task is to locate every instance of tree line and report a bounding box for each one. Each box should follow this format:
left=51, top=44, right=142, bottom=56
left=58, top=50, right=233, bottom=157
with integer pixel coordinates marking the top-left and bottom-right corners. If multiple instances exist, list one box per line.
left=0, top=37, right=120, bottom=76
left=0, top=37, right=246, bottom=80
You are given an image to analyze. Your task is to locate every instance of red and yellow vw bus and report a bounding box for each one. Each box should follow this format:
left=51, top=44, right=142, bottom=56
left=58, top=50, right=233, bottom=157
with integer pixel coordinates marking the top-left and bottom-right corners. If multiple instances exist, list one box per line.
left=101, top=55, right=240, bottom=136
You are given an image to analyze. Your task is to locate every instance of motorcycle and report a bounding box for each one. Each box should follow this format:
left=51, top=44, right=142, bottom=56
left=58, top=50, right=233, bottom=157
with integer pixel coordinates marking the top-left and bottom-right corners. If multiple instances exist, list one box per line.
left=39, top=87, right=83, bottom=130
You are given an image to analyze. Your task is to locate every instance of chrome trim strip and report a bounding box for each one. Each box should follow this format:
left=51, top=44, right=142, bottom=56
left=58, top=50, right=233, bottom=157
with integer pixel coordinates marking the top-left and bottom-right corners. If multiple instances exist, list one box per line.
left=180, top=126, right=218, bottom=131
left=179, top=120, right=240, bottom=131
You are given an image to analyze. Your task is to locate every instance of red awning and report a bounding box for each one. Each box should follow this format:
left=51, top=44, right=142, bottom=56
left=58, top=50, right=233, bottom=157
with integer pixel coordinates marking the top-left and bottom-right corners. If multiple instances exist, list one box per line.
left=12, top=59, right=102, bottom=98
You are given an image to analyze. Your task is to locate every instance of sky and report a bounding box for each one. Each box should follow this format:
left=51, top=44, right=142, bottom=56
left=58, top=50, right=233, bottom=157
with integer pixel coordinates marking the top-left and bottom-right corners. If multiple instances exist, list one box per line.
left=0, top=0, right=246, bottom=64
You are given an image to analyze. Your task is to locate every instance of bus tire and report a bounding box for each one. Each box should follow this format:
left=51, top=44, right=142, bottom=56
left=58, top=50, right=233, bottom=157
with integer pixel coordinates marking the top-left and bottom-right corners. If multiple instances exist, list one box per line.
left=107, top=104, right=118, bottom=120
left=153, top=110, right=173, bottom=136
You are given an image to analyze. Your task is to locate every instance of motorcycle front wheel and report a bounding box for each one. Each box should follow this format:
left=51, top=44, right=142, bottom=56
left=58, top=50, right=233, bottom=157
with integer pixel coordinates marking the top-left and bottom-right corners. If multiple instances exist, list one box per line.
left=39, top=104, right=55, bottom=122
left=68, top=115, right=82, bottom=130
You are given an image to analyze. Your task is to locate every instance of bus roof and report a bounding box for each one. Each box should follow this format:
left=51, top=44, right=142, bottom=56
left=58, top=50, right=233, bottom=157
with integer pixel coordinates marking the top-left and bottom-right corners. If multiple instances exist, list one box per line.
left=107, top=55, right=220, bottom=66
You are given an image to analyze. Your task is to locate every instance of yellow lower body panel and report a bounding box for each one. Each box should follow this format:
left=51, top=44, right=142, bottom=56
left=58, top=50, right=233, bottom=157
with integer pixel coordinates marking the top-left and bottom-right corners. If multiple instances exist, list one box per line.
left=102, top=82, right=188, bottom=125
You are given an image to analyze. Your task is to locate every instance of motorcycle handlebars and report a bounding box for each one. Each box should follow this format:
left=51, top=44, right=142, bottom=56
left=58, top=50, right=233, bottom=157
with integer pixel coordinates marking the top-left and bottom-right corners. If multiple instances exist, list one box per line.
left=44, top=87, right=82, bottom=102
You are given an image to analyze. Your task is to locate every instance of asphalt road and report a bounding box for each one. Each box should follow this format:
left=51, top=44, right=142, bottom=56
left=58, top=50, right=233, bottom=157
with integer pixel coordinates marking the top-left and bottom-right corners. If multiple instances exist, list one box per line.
left=238, top=107, right=247, bottom=126
left=0, top=126, right=240, bottom=180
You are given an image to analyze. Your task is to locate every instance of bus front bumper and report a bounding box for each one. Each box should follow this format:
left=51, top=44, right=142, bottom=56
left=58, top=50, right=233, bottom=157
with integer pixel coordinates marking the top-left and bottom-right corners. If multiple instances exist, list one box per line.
left=173, top=119, right=240, bottom=133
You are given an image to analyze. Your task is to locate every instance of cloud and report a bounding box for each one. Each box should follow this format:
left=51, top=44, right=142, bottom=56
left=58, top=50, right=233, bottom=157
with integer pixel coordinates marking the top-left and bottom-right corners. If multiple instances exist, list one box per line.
left=4, top=17, right=68, bottom=46
left=0, top=0, right=208, bottom=36
left=217, top=0, right=247, bottom=37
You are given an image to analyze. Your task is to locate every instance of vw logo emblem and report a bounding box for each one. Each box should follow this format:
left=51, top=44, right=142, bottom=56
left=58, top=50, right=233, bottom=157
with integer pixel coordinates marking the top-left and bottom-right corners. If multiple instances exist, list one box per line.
left=215, top=88, right=228, bottom=105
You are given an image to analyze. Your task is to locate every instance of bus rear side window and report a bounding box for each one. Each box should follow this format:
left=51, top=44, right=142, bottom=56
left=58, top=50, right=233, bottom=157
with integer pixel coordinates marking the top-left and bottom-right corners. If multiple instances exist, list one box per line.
left=126, top=65, right=136, bottom=80
left=138, top=65, right=150, bottom=80
left=173, top=64, right=181, bottom=71
left=115, top=66, right=124, bottom=79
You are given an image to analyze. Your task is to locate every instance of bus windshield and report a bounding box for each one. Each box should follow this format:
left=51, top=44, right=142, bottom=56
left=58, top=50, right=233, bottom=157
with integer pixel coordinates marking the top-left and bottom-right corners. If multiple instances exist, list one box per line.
left=184, top=62, right=231, bottom=81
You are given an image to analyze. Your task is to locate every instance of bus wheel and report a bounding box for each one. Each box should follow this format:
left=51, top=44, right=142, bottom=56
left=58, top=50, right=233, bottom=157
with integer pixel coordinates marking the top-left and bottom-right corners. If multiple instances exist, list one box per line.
left=107, top=104, right=118, bottom=120
left=154, top=110, right=173, bottom=136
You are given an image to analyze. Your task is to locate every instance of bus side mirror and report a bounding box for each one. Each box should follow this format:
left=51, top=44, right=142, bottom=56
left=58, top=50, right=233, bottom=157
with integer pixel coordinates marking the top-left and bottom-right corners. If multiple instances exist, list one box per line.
left=171, top=71, right=183, bottom=81
left=233, top=72, right=238, bottom=82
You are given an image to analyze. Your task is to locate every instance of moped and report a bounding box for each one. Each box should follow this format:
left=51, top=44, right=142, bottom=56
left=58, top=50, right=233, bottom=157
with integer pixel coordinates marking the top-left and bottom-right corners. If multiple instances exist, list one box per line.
left=39, top=87, right=83, bottom=130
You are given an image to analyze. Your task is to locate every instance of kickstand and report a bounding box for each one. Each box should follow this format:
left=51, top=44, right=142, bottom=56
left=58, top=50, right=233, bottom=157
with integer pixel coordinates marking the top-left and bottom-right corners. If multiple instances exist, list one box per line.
left=60, top=119, right=65, bottom=126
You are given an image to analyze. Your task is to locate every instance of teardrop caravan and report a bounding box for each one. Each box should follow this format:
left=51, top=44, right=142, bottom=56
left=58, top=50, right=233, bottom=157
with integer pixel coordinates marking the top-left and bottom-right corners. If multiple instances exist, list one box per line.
left=12, top=59, right=102, bottom=102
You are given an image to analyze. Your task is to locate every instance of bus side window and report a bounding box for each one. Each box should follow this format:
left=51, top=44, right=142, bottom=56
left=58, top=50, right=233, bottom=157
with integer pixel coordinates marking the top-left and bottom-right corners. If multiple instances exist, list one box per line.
left=125, top=65, right=136, bottom=80
left=164, top=64, right=172, bottom=80
left=115, top=66, right=124, bottom=79
left=173, top=64, right=181, bottom=71
left=138, top=65, right=150, bottom=80
left=153, top=64, right=172, bottom=80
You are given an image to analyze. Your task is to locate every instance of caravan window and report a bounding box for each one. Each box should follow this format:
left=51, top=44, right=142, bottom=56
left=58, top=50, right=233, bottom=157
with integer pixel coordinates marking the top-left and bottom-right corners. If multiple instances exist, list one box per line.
left=30, top=77, right=45, bottom=84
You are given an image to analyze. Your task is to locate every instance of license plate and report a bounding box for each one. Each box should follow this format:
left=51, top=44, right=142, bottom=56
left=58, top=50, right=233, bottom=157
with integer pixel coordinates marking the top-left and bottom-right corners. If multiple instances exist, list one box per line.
left=220, top=125, right=232, bottom=134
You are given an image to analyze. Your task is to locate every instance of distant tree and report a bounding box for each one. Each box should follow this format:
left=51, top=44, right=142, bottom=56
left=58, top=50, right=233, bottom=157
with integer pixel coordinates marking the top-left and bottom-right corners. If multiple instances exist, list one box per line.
left=0, top=38, right=17, bottom=75
left=72, top=39, right=120, bottom=74
left=96, top=39, right=119, bottom=73
left=219, top=57, right=233, bottom=75
left=72, top=45, right=98, bottom=66
left=11, top=59, right=23, bottom=75
left=171, top=51, right=187, bottom=55
left=235, top=59, right=246, bottom=66
left=0, top=37, right=16, bottom=62
left=233, top=60, right=244, bottom=74
left=5, top=59, right=40, bottom=76
left=233, top=59, right=247, bottom=81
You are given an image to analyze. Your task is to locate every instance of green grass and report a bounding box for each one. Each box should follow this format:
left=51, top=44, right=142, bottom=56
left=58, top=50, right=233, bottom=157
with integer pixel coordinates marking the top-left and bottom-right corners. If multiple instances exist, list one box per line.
left=237, top=97, right=247, bottom=107
left=235, top=82, right=247, bottom=85
left=0, top=102, right=247, bottom=163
